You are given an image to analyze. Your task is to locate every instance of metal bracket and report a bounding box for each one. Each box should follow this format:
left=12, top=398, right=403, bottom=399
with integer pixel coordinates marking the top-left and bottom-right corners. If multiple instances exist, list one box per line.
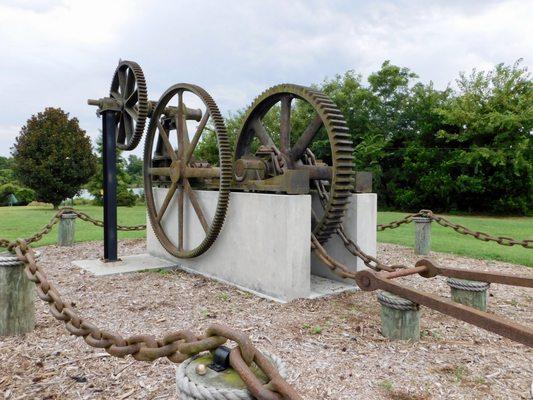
left=208, top=345, right=232, bottom=372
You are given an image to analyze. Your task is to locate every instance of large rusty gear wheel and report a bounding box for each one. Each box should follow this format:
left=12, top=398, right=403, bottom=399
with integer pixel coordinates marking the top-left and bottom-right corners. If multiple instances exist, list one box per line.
left=110, top=60, right=148, bottom=150
left=144, top=84, right=232, bottom=258
left=235, top=84, right=354, bottom=244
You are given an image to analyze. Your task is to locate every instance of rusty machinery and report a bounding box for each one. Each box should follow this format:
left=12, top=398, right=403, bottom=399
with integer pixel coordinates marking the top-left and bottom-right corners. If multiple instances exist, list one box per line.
left=89, top=61, right=532, bottom=347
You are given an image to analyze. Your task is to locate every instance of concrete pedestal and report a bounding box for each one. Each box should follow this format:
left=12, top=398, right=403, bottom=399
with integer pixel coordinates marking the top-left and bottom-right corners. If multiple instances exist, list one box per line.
left=311, top=193, right=377, bottom=282
left=147, top=190, right=377, bottom=302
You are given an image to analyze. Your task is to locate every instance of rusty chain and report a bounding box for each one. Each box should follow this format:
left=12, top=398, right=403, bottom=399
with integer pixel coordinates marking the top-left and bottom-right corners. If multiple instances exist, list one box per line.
left=376, top=209, right=532, bottom=249
left=0, top=207, right=146, bottom=251
left=377, top=212, right=422, bottom=231
left=305, top=150, right=403, bottom=272
left=420, top=210, right=533, bottom=249
left=8, top=242, right=300, bottom=400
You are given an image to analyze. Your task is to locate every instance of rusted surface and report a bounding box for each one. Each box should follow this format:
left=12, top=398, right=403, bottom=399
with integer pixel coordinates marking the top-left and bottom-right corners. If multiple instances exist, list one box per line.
left=355, top=267, right=533, bottom=347
left=6, top=242, right=299, bottom=400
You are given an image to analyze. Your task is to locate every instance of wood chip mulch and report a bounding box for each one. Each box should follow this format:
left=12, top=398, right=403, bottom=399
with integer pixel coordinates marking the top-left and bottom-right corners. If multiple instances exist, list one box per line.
left=1, top=239, right=531, bottom=399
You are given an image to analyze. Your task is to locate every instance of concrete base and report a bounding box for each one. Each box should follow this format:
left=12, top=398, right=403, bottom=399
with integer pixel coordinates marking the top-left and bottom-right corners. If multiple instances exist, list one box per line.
left=146, top=190, right=377, bottom=302
left=311, top=193, right=377, bottom=282
left=73, top=253, right=177, bottom=276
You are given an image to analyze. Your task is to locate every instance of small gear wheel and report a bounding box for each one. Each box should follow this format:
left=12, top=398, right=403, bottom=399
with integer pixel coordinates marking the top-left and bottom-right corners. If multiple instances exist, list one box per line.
left=109, top=60, right=149, bottom=150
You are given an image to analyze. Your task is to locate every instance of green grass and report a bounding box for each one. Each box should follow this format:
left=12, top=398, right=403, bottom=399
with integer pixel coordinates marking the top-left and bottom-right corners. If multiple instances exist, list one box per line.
left=0, top=206, right=531, bottom=267
left=0, top=205, right=146, bottom=247
left=378, top=211, right=532, bottom=267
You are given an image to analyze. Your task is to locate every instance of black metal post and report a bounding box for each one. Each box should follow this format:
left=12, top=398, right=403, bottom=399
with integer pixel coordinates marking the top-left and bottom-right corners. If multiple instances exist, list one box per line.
left=102, top=110, right=118, bottom=262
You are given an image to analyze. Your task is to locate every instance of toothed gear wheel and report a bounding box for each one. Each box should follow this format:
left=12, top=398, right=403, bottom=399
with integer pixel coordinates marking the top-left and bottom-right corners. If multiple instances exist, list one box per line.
left=110, top=60, right=148, bottom=150
left=235, top=84, right=354, bottom=244
left=144, top=84, right=232, bottom=258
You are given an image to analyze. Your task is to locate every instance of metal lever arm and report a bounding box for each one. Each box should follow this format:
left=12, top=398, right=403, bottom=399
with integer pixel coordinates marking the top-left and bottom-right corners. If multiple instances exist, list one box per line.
left=415, top=259, right=533, bottom=288
left=355, top=268, right=533, bottom=347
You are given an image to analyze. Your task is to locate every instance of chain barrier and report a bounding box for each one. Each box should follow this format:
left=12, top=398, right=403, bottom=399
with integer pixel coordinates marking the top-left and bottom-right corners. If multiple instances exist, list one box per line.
left=420, top=210, right=532, bottom=249
left=376, top=209, right=532, bottom=249
left=6, top=239, right=300, bottom=399
left=0, top=207, right=146, bottom=251
left=304, top=150, right=403, bottom=272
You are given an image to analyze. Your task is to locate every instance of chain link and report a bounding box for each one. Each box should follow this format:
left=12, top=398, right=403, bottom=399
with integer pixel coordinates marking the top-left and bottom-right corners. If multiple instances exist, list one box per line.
left=304, top=150, right=403, bottom=272
left=420, top=210, right=532, bottom=249
left=377, top=209, right=532, bottom=249
left=0, top=207, right=146, bottom=250
left=10, top=242, right=299, bottom=400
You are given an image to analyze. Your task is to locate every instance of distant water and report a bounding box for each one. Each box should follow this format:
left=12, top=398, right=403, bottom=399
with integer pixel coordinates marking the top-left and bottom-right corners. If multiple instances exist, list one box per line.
left=74, top=188, right=143, bottom=200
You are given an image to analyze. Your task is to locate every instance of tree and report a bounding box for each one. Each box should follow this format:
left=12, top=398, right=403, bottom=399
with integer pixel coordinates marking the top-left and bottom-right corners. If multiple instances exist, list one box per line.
left=86, top=133, right=137, bottom=207
left=126, top=154, right=143, bottom=186
left=12, top=108, right=97, bottom=208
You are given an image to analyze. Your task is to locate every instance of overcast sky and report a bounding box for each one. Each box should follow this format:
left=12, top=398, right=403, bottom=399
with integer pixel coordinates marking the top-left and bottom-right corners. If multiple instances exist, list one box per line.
left=0, top=0, right=531, bottom=157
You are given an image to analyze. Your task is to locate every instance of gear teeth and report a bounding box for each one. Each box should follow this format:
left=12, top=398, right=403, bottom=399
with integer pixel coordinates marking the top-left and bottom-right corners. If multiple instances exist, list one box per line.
left=110, top=61, right=148, bottom=151
left=144, top=84, right=232, bottom=259
left=235, top=83, right=355, bottom=245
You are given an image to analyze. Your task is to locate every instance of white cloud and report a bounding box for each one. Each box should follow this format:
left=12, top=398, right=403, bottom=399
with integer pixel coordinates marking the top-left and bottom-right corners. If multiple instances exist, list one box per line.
left=0, top=0, right=531, bottom=157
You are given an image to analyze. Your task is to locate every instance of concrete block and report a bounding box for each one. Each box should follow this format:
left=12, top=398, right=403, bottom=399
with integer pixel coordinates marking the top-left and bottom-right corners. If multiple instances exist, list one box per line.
left=73, top=253, right=177, bottom=276
left=147, top=190, right=311, bottom=302
left=311, top=193, right=377, bottom=282
left=146, top=190, right=377, bottom=302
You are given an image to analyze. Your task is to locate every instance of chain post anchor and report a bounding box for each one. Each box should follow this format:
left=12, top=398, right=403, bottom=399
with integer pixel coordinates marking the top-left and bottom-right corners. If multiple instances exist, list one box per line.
left=58, top=212, right=77, bottom=246
left=413, top=216, right=431, bottom=255
left=377, top=291, right=420, bottom=341
left=447, top=278, right=490, bottom=311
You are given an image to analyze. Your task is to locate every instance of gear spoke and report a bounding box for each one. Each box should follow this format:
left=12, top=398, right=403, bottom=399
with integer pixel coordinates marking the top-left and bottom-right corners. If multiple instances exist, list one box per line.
left=251, top=118, right=276, bottom=149
left=157, top=120, right=177, bottom=162
left=290, top=114, right=323, bottom=161
left=126, top=89, right=138, bottom=108
left=157, top=182, right=177, bottom=222
left=185, top=110, right=210, bottom=164
left=280, top=95, right=292, bottom=154
left=184, top=179, right=209, bottom=234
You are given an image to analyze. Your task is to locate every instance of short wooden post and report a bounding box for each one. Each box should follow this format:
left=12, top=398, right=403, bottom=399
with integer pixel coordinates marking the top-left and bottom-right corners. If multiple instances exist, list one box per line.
left=413, top=216, right=431, bottom=255
left=58, top=212, right=76, bottom=246
left=377, top=291, right=420, bottom=341
left=0, top=252, right=37, bottom=336
left=446, top=278, right=489, bottom=311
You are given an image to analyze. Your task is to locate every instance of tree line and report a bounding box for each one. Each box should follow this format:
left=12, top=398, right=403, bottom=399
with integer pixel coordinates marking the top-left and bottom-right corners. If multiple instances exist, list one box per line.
left=4, top=60, right=532, bottom=214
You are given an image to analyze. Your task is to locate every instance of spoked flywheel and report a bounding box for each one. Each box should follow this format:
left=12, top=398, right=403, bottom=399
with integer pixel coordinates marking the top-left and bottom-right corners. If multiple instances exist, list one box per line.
left=235, top=84, right=354, bottom=244
left=110, top=60, right=149, bottom=150
left=144, top=84, right=232, bottom=258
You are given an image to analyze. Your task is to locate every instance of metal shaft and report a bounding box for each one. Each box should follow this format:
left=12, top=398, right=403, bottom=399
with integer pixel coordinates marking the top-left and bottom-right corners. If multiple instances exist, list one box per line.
left=102, top=110, right=118, bottom=262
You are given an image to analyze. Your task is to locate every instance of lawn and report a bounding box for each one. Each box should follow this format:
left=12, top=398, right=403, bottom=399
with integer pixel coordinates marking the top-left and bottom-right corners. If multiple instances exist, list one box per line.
left=378, top=211, right=532, bottom=267
left=0, top=205, right=531, bottom=267
left=0, top=205, right=146, bottom=247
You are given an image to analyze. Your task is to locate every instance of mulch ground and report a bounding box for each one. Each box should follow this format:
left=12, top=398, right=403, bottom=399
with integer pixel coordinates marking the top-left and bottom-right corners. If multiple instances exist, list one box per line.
left=1, top=239, right=532, bottom=399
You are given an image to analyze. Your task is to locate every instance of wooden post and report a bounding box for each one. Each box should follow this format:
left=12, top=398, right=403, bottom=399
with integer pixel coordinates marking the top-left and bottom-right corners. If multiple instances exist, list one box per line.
left=413, top=216, right=431, bottom=255
left=58, top=212, right=76, bottom=246
left=377, top=291, right=420, bottom=341
left=0, top=252, right=36, bottom=336
left=447, top=278, right=489, bottom=311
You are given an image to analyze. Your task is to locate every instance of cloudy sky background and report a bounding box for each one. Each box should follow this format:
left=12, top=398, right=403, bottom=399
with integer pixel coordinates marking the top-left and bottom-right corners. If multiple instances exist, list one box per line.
left=0, top=0, right=531, bottom=156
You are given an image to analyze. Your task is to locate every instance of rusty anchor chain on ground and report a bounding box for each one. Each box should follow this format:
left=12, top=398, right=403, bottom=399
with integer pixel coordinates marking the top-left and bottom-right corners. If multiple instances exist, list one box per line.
left=377, top=209, right=532, bottom=249
left=311, top=239, right=533, bottom=347
left=8, top=242, right=300, bottom=400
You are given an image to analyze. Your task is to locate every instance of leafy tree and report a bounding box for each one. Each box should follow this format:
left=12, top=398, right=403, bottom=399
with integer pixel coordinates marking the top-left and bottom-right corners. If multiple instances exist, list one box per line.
left=86, top=133, right=137, bottom=207
left=0, top=183, right=35, bottom=205
left=126, top=154, right=144, bottom=186
left=12, top=108, right=97, bottom=208
left=204, top=60, right=532, bottom=215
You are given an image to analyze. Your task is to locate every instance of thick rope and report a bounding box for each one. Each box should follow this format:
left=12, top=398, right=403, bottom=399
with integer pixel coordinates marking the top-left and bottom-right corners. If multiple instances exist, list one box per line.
left=176, top=352, right=286, bottom=400
left=0, top=251, right=41, bottom=267
left=446, top=277, right=490, bottom=292
left=377, top=291, right=419, bottom=311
